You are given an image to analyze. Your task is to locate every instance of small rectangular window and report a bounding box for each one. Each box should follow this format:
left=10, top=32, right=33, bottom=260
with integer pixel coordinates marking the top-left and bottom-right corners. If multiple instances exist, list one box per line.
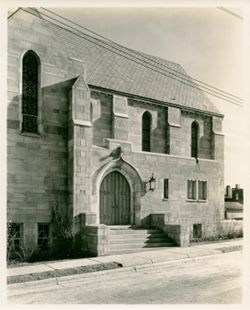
left=163, top=179, right=169, bottom=199
left=7, top=223, right=23, bottom=252
left=38, top=224, right=50, bottom=250
left=187, top=180, right=196, bottom=200
left=193, top=224, right=202, bottom=239
left=198, top=181, right=207, bottom=200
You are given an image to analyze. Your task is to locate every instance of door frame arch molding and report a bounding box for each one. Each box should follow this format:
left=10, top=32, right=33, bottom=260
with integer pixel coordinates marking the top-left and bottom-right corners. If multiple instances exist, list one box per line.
left=92, top=158, right=143, bottom=226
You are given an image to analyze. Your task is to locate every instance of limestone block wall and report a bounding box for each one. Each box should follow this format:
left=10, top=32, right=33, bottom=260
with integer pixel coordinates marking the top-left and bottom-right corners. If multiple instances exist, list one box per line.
left=89, top=90, right=224, bottom=234
left=90, top=90, right=113, bottom=147
left=7, top=10, right=90, bottom=248
left=168, top=107, right=181, bottom=155
left=128, top=99, right=168, bottom=153
left=68, top=75, right=94, bottom=231
left=112, top=95, right=129, bottom=141
left=91, top=92, right=214, bottom=160
left=91, top=142, right=224, bottom=230
left=130, top=152, right=223, bottom=227
left=180, top=111, right=213, bottom=159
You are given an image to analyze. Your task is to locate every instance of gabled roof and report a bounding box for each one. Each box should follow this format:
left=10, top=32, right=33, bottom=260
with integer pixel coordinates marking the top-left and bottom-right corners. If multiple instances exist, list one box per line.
left=12, top=8, right=222, bottom=116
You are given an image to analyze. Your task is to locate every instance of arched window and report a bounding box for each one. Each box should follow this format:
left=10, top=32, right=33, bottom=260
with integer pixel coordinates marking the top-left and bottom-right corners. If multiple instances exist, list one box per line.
left=90, top=102, right=93, bottom=122
left=142, top=111, right=151, bottom=152
left=191, top=121, right=199, bottom=158
left=22, top=51, right=40, bottom=133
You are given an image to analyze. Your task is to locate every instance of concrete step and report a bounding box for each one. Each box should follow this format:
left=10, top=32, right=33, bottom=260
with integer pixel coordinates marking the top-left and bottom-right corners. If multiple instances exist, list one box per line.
left=109, top=233, right=165, bottom=239
left=109, top=229, right=162, bottom=235
left=108, top=225, right=132, bottom=230
left=110, top=241, right=174, bottom=250
left=107, top=227, right=175, bottom=254
left=109, top=236, right=170, bottom=244
left=109, top=245, right=176, bottom=255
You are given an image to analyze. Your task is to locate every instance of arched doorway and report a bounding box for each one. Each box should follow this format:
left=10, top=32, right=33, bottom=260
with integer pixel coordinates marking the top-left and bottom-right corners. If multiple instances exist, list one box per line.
left=100, top=171, right=130, bottom=225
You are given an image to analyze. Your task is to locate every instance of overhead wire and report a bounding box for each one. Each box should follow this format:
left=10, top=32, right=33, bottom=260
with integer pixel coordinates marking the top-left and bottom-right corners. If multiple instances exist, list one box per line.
left=19, top=7, right=243, bottom=107
left=26, top=7, right=244, bottom=106
left=41, top=7, right=243, bottom=103
left=25, top=7, right=244, bottom=106
left=217, top=7, right=243, bottom=20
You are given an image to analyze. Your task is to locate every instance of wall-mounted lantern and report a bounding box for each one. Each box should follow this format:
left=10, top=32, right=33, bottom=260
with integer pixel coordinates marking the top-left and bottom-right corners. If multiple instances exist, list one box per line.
left=147, top=173, right=156, bottom=191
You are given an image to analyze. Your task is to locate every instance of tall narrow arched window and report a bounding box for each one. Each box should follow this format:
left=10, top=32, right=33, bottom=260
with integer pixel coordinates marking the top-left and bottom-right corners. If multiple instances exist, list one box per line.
left=191, top=121, right=199, bottom=158
left=90, top=102, right=93, bottom=122
left=142, top=111, right=151, bottom=152
left=22, top=51, right=40, bottom=133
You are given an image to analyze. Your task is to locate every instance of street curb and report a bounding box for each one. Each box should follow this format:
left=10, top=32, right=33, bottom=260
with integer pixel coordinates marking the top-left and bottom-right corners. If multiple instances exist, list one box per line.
left=7, top=247, right=242, bottom=296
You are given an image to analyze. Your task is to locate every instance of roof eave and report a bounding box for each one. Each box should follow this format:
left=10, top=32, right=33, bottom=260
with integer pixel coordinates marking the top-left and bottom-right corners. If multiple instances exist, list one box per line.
left=88, top=84, right=224, bottom=118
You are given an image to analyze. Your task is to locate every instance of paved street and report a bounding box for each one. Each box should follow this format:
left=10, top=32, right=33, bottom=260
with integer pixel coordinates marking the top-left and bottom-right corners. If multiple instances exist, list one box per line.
left=8, top=251, right=242, bottom=304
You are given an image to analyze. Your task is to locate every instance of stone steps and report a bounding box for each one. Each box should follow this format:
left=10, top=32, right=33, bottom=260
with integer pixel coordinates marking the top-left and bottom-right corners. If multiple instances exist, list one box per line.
left=109, top=236, right=169, bottom=244
left=108, top=227, right=176, bottom=254
left=109, top=228, right=163, bottom=235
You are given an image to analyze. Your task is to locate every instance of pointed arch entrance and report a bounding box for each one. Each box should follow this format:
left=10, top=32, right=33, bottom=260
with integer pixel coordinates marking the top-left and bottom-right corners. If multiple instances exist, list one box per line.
left=100, top=171, right=130, bottom=225
left=93, top=157, right=143, bottom=226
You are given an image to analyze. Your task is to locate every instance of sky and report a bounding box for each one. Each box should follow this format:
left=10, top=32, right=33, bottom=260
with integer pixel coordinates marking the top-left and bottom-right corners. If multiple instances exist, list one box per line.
left=50, top=6, right=245, bottom=187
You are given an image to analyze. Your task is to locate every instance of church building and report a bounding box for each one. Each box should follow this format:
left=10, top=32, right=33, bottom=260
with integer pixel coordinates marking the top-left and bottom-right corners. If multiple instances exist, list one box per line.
left=7, top=8, right=224, bottom=257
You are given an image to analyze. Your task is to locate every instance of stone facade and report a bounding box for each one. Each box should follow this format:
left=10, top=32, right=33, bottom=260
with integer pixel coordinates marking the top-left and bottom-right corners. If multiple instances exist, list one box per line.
left=7, top=9, right=225, bottom=256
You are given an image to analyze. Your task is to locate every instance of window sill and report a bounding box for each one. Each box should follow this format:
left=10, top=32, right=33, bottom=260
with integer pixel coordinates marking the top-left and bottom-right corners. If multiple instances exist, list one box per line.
left=162, top=198, right=169, bottom=201
left=20, top=132, right=41, bottom=138
left=186, top=199, right=207, bottom=203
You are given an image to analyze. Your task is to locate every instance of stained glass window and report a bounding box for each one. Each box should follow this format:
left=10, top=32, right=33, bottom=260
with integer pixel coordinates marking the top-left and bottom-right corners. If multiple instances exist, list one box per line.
left=191, top=121, right=199, bottom=158
left=22, top=51, right=39, bottom=133
left=142, top=111, right=151, bottom=151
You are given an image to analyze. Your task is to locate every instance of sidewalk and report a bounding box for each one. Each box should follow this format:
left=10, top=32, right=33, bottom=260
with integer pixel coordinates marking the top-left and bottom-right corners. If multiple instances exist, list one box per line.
left=7, top=238, right=242, bottom=283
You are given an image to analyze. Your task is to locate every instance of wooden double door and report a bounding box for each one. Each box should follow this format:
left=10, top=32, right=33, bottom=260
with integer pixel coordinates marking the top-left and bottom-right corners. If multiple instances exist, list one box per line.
left=100, top=171, right=130, bottom=225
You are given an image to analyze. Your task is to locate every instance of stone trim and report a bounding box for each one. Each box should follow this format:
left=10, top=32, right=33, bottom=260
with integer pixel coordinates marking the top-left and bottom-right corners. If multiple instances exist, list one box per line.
left=20, top=132, right=41, bottom=138
left=213, top=131, right=224, bottom=136
left=135, top=150, right=218, bottom=163
left=105, top=138, right=132, bottom=147
left=69, top=56, right=85, bottom=64
left=73, top=119, right=92, bottom=127
left=89, top=85, right=224, bottom=118
left=168, top=122, right=181, bottom=128
left=113, top=112, right=129, bottom=119
left=186, top=199, right=207, bottom=203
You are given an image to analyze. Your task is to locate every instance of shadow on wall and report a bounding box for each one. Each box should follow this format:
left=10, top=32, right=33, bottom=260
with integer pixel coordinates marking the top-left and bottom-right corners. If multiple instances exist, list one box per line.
left=7, top=78, right=77, bottom=133
left=91, top=91, right=113, bottom=147
left=151, top=108, right=169, bottom=154
left=199, top=117, right=213, bottom=159
left=7, top=78, right=78, bottom=224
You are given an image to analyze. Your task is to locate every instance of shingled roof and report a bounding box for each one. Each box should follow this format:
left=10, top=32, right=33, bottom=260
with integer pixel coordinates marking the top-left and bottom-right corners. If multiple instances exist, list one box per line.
left=44, top=12, right=221, bottom=116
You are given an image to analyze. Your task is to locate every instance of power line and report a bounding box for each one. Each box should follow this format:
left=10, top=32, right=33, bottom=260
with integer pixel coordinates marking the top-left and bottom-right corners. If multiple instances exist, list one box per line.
left=20, top=8, right=243, bottom=107
left=26, top=7, right=243, bottom=106
left=218, top=7, right=243, bottom=20
left=41, top=7, right=243, bottom=103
